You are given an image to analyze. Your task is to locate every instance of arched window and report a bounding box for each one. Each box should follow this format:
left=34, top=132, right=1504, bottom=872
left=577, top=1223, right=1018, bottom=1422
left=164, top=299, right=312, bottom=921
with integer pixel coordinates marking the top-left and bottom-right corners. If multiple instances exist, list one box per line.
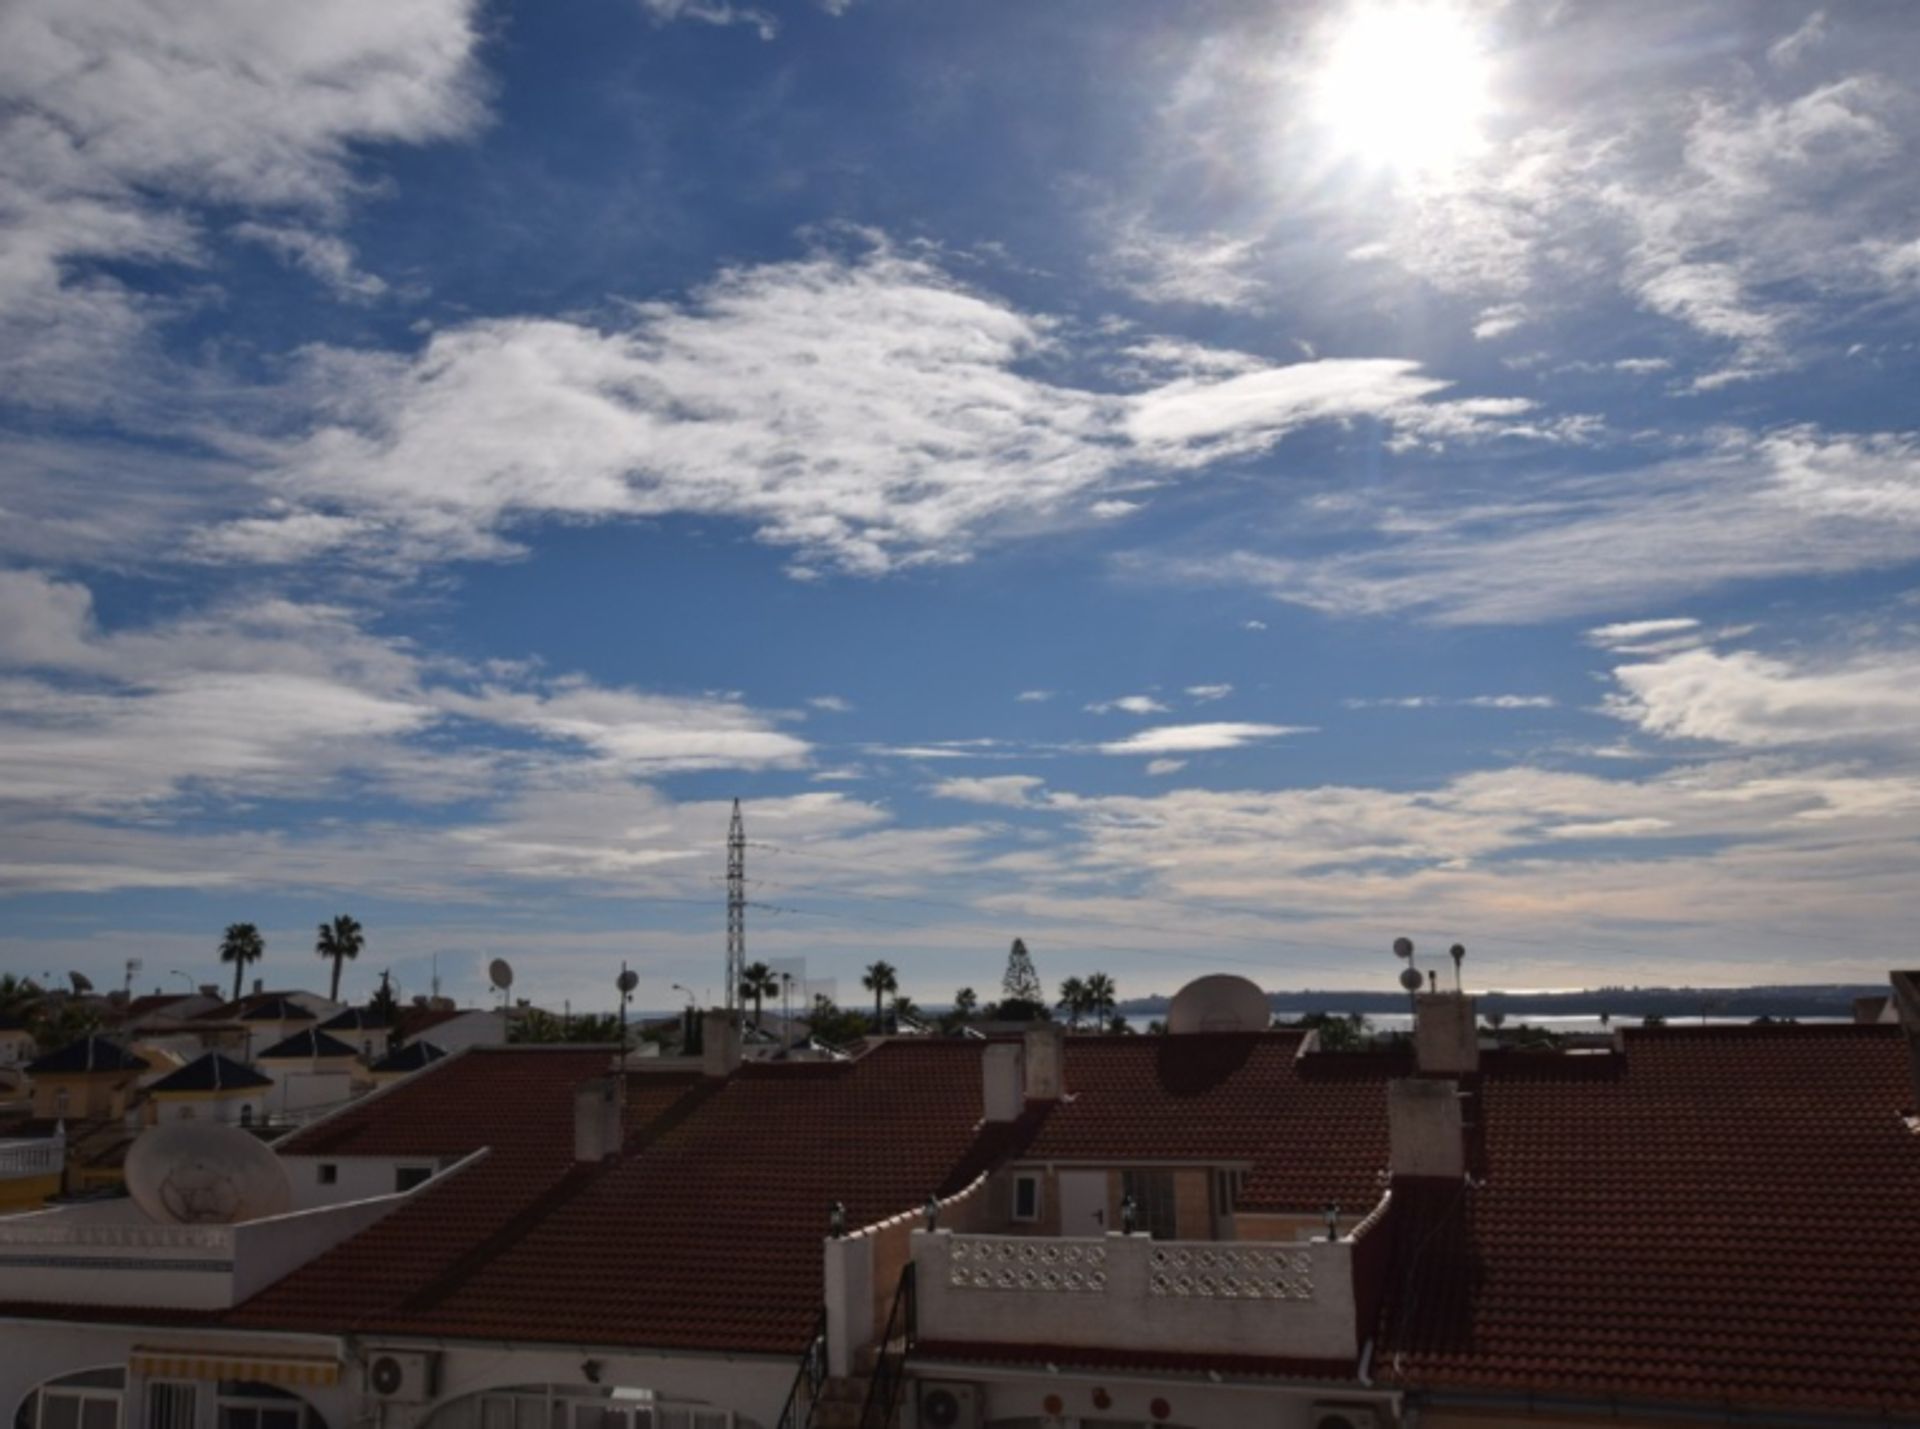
left=13, top=1368, right=125, bottom=1429
left=239, top=1104, right=255, bottom=1127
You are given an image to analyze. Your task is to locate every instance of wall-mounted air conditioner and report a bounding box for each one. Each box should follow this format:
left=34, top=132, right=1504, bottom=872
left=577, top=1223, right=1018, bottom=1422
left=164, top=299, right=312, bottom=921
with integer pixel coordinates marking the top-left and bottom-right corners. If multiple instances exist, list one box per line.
left=365, top=1348, right=440, bottom=1403
left=916, top=1380, right=981, bottom=1429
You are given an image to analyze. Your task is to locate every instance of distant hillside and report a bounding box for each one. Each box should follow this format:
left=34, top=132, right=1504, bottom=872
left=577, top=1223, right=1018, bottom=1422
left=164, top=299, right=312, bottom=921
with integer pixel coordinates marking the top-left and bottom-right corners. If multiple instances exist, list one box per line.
left=1116, top=984, right=1886, bottom=1022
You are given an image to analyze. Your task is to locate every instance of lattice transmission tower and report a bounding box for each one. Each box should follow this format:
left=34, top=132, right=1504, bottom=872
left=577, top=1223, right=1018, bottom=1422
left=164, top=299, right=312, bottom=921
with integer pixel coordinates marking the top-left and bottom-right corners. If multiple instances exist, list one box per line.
left=725, top=798, right=746, bottom=1015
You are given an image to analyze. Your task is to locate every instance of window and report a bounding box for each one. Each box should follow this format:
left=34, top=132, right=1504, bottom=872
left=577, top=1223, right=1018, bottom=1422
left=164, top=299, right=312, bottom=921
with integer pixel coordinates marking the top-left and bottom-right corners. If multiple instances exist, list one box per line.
left=146, top=1383, right=195, bottom=1429
left=239, top=1104, right=255, bottom=1127
left=16, top=1370, right=124, bottom=1429
left=54, top=1087, right=70, bottom=1116
left=1011, top=1172, right=1041, bottom=1222
left=395, top=1165, right=433, bottom=1192
left=1121, top=1169, right=1178, bottom=1240
left=216, top=1380, right=317, bottom=1429
left=316, top=1163, right=338, bottom=1185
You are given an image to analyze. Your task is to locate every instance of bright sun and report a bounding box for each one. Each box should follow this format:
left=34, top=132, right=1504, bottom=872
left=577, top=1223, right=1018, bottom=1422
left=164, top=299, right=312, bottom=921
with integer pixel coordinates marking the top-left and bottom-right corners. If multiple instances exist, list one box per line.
left=1310, top=2, right=1494, bottom=175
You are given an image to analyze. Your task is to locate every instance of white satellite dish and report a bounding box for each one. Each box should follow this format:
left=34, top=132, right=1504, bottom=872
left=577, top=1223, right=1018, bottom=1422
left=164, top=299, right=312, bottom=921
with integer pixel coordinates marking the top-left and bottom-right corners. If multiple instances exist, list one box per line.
left=1167, top=974, right=1271, bottom=1034
left=125, top=1122, right=292, bottom=1226
left=616, top=968, right=639, bottom=995
left=489, top=958, right=515, bottom=992
left=1392, top=937, right=1415, bottom=960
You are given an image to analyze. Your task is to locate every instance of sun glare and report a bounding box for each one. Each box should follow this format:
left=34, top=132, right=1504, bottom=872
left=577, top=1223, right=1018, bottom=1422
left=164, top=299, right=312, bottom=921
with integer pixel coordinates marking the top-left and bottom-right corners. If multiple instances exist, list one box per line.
left=1310, top=2, right=1494, bottom=175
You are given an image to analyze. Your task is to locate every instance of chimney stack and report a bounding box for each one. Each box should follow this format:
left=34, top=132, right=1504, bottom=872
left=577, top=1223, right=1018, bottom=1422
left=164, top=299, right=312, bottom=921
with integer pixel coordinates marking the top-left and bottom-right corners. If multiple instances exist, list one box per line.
left=574, top=1075, right=624, bottom=1162
left=1413, top=992, right=1479, bottom=1075
left=982, top=1042, right=1022, bottom=1122
left=701, top=1007, right=741, bottom=1078
left=1387, top=1078, right=1466, bottom=1179
left=1889, top=971, right=1920, bottom=1109
left=1022, top=1023, right=1065, bottom=1102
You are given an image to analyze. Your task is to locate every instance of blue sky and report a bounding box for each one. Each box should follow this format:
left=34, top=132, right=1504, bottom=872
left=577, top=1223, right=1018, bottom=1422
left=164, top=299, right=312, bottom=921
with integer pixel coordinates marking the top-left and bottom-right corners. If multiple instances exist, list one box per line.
left=4, top=0, right=1919, bottom=1012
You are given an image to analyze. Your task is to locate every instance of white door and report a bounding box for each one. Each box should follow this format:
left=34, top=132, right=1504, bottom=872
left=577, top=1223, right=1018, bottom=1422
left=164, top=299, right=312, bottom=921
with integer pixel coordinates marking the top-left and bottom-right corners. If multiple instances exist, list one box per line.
left=1057, top=1170, right=1108, bottom=1235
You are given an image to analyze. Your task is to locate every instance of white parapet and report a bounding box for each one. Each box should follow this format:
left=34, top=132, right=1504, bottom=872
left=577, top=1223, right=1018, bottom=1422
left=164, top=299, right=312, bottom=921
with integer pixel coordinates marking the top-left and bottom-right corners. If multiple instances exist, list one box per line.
left=912, top=1229, right=1364, bottom=1362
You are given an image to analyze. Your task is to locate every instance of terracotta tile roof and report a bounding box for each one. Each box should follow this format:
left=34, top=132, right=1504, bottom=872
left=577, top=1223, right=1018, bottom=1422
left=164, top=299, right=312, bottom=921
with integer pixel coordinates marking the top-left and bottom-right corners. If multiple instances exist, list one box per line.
left=1027, top=1033, right=1400, bottom=1211
left=234, top=1041, right=998, bottom=1352
left=1375, top=1026, right=1920, bottom=1418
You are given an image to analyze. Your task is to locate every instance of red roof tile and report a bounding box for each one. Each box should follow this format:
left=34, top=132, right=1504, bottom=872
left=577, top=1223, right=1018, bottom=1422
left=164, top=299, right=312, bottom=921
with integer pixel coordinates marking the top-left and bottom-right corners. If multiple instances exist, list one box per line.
left=1030, top=1033, right=1399, bottom=1211
left=1376, top=1026, right=1920, bottom=1417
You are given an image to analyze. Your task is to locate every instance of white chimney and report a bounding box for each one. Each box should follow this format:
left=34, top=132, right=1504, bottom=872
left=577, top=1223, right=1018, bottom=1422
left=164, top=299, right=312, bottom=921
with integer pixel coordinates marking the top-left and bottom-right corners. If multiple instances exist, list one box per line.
left=982, top=1042, right=1022, bottom=1122
left=1387, top=1078, right=1465, bottom=1179
left=701, top=1008, right=741, bottom=1078
left=1889, top=970, right=1920, bottom=1107
left=1413, top=992, right=1479, bottom=1075
left=574, top=1075, right=623, bottom=1162
left=1022, top=1024, right=1065, bottom=1101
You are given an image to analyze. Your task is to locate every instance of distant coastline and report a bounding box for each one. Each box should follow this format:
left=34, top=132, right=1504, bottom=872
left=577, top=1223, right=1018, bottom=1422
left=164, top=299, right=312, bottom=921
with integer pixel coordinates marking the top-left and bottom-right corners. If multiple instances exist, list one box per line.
left=1116, top=983, right=1885, bottom=1022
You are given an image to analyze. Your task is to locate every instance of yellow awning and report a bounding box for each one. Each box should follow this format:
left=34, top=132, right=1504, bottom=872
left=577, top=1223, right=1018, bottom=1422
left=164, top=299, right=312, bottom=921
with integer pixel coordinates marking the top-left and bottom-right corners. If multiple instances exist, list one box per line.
left=130, top=1349, right=339, bottom=1387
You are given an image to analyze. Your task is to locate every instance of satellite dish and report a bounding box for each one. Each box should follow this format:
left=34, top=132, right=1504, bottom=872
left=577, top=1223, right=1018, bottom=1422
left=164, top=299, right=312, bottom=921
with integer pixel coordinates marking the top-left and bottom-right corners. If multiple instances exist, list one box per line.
left=616, top=969, right=639, bottom=995
left=1392, top=937, right=1414, bottom=960
left=68, top=971, right=94, bottom=994
left=1167, top=974, right=1270, bottom=1034
left=1399, top=966, right=1424, bottom=993
left=125, top=1122, right=292, bottom=1226
left=488, top=959, right=515, bottom=992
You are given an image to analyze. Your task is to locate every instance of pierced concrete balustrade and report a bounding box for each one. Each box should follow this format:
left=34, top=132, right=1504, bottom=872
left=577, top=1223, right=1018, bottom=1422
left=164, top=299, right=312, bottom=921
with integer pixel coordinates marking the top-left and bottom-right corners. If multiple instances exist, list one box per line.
left=913, top=1226, right=1368, bottom=1361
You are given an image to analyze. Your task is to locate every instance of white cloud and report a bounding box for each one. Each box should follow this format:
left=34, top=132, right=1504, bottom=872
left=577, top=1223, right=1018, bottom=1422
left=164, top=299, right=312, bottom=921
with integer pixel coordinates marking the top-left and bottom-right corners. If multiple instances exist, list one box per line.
left=808, top=695, right=853, bottom=713
left=198, top=245, right=1527, bottom=578
left=929, top=775, right=1046, bottom=808
left=232, top=222, right=387, bottom=302
left=1144, top=758, right=1187, bottom=777
left=1015, top=689, right=1056, bottom=703
left=1099, top=721, right=1310, bottom=756
left=0, top=0, right=483, bottom=404
left=1606, top=644, right=1920, bottom=748
left=1472, top=304, right=1528, bottom=340
left=639, top=0, right=776, bottom=40
left=1150, top=427, right=1920, bottom=624
left=1768, top=10, right=1829, bottom=70
left=1345, top=694, right=1556, bottom=710
left=1587, top=617, right=1700, bottom=648
left=1185, top=683, right=1233, bottom=702
left=1086, top=694, right=1170, bottom=716
left=1105, top=219, right=1268, bottom=309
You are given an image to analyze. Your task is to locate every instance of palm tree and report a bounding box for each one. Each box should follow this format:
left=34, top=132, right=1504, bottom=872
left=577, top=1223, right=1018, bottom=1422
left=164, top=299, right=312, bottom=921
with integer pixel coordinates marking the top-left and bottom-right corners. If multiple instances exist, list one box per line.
left=952, top=987, right=978, bottom=1022
left=1085, top=972, right=1117, bottom=1029
left=219, top=923, right=264, bottom=1003
left=890, top=994, right=921, bottom=1028
left=862, top=961, right=899, bottom=1032
left=315, top=914, right=364, bottom=1003
left=1056, top=976, right=1088, bottom=1030
left=739, top=961, right=779, bottom=1027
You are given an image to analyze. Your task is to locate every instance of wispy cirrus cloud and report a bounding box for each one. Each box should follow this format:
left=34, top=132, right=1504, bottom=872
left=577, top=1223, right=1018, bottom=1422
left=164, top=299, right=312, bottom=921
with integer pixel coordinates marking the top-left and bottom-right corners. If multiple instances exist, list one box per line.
left=1098, top=721, right=1310, bottom=756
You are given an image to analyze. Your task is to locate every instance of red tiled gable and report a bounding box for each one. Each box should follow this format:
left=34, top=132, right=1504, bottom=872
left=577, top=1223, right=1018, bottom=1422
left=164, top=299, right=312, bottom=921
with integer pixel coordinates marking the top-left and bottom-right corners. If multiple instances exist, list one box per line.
left=1376, top=1026, right=1920, bottom=1418
left=1025, top=1033, right=1399, bottom=1212
left=235, top=1040, right=998, bottom=1353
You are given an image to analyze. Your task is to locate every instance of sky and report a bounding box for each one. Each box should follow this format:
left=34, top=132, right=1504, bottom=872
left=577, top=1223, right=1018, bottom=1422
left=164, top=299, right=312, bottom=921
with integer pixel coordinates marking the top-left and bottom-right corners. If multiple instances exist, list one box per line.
left=3, top=0, right=1919, bottom=1014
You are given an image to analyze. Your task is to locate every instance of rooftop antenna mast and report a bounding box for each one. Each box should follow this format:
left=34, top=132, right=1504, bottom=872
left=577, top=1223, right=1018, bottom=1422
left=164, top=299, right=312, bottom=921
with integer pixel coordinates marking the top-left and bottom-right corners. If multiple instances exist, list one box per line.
left=725, top=798, right=746, bottom=1017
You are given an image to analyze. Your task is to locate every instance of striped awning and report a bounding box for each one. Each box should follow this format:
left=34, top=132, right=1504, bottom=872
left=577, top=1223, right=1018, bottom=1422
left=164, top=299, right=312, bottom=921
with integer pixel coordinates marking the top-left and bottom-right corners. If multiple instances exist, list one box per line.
left=130, top=1348, right=339, bottom=1387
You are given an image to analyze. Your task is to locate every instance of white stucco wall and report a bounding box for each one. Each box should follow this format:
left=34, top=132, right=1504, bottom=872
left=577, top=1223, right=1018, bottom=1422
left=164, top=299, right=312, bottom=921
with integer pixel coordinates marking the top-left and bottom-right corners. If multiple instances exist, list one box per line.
left=281, top=1153, right=446, bottom=1209
left=914, top=1230, right=1360, bottom=1362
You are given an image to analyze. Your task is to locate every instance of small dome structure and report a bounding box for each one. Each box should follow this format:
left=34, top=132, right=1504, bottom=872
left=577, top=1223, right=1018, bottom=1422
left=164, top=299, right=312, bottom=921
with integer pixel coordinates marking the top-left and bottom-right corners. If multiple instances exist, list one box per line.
left=1166, top=974, right=1271, bottom=1034
left=125, top=1120, right=292, bottom=1225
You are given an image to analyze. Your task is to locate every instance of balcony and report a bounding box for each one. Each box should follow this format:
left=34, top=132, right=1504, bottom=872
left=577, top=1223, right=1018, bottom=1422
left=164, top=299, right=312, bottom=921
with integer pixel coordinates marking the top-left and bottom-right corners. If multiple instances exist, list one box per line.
left=909, top=1193, right=1392, bottom=1364
left=0, top=1136, right=63, bottom=1182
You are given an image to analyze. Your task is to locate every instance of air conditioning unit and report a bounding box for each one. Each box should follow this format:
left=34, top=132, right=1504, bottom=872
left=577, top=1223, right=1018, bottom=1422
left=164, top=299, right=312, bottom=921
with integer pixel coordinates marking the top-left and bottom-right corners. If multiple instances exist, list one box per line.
left=365, top=1349, right=440, bottom=1403
left=1309, top=1405, right=1383, bottom=1429
left=916, top=1380, right=981, bottom=1429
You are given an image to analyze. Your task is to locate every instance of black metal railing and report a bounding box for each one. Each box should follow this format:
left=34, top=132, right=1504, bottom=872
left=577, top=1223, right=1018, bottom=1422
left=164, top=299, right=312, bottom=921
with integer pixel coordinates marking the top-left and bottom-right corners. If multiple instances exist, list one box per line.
left=775, top=1306, right=829, bottom=1429
left=859, top=1261, right=917, bottom=1429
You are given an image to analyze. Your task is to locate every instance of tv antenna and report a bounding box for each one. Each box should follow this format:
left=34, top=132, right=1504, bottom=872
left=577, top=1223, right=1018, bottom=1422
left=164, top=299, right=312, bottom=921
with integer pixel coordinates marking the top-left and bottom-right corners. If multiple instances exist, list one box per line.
left=725, top=799, right=746, bottom=1018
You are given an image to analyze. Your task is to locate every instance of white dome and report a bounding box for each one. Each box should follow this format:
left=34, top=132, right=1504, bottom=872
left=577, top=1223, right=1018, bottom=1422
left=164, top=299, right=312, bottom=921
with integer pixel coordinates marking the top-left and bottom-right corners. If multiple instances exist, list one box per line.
left=1166, top=974, right=1271, bottom=1034
left=125, top=1120, right=292, bottom=1225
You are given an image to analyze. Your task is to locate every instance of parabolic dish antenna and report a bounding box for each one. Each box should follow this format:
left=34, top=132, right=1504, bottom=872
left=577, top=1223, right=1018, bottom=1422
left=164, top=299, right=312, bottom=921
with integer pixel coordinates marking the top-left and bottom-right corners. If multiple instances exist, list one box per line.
left=125, top=1121, right=292, bottom=1226
left=617, top=968, right=639, bottom=995
left=1166, top=974, right=1271, bottom=1035
left=1392, top=937, right=1415, bottom=960
left=489, top=958, right=515, bottom=992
